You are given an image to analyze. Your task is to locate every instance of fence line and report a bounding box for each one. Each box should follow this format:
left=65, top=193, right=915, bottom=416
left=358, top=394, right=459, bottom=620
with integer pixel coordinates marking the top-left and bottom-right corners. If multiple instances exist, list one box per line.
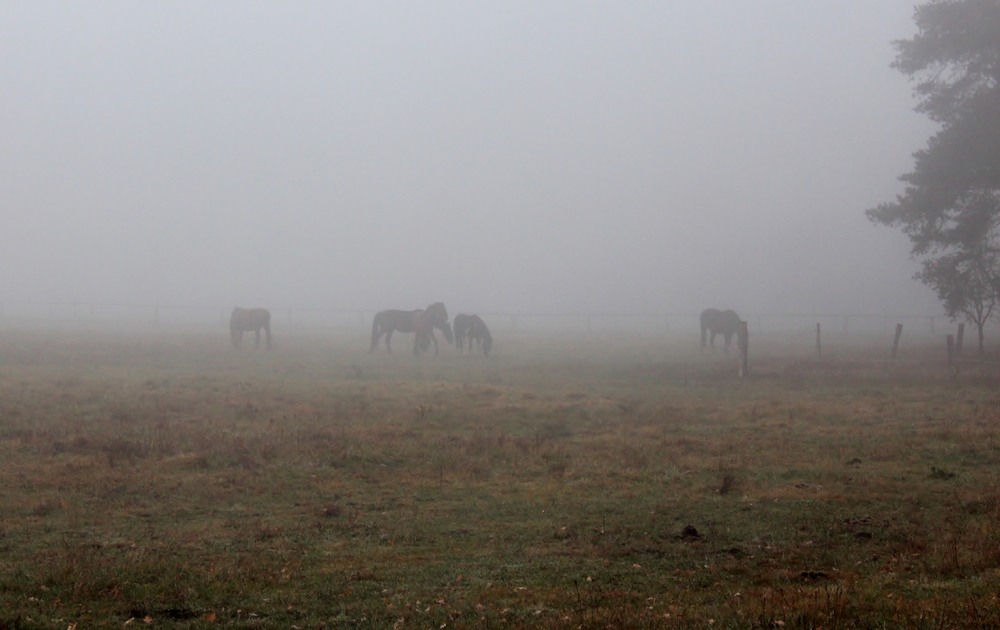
left=0, top=299, right=973, bottom=337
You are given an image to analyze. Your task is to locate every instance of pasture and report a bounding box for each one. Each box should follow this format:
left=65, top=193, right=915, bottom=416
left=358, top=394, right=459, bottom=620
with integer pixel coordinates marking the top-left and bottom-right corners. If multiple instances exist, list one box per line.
left=1, top=326, right=999, bottom=628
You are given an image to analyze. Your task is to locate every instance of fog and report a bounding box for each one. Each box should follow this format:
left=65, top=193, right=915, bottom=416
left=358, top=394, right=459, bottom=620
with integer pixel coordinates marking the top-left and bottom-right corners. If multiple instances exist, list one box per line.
left=0, top=2, right=940, bottom=318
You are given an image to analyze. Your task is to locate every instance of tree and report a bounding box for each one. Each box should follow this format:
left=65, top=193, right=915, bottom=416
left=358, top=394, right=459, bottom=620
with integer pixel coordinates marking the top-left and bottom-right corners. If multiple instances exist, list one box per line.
left=867, top=0, right=1000, bottom=348
left=918, top=237, right=1000, bottom=353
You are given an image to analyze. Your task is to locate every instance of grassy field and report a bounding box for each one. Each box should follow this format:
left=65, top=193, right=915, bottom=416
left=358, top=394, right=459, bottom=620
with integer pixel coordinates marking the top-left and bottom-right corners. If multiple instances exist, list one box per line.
left=1, top=326, right=1000, bottom=628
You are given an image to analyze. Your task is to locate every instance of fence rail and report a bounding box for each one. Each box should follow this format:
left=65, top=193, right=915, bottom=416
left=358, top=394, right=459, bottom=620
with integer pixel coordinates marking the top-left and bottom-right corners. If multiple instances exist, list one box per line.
left=0, top=299, right=979, bottom=337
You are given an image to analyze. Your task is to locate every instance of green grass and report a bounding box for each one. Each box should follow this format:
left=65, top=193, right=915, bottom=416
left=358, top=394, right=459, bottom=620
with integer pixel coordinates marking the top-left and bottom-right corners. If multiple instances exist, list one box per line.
left=1, top=326, right=1000, bottom=628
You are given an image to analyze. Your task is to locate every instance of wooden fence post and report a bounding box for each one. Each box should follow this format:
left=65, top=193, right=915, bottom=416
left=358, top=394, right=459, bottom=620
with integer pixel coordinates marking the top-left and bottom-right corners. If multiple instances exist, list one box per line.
left=738, top=321, right=749, bottom=377
left=956, top=323, right=965, bottom=356
left=892, top=323, right=903, bottom=359
left=815, top=323, right=821, bottom=360
left=947, top=334, right=955, bottom=367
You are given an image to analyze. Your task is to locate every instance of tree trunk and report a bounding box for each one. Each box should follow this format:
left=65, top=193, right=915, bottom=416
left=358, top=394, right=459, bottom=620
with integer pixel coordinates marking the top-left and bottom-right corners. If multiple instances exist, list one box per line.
left=978, top=323, right=985, bottom=355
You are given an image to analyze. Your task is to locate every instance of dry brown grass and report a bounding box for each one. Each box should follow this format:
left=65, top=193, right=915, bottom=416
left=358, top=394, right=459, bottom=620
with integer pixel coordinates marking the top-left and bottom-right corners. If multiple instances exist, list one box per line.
left=0, top=327, right=999, bottom=627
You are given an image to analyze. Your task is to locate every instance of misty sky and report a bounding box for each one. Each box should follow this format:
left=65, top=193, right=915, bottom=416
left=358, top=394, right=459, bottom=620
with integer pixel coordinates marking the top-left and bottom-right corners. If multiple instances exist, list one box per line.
left=1, top=2, right=941, bottom=316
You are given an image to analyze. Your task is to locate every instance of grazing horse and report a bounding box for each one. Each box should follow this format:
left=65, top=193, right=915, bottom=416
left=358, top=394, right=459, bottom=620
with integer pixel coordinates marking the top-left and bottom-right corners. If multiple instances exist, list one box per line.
left=466, top=314, right=493, bottom=356
left=230, top=308, right=272, bottom=350
left=453, top=314, right=473, bottom=353
left=700, top=308, right=742, bottom=354
left=370, top=303, right=453, bottom=355
left=413, top=309, right=454, bottom=356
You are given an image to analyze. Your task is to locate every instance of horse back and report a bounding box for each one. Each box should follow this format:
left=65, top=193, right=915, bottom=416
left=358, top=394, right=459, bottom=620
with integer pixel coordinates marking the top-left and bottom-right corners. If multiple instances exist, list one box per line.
left=700, top=308, right=722, bottom=324
left=376, top=309, right=417, bottom=334
left=231, top=307, right=270, bottom=331
left=721, top=310, right=741, bottom=331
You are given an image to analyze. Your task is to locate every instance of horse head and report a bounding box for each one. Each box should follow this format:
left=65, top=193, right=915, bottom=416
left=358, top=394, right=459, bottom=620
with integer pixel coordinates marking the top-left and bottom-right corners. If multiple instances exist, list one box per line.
left=437, top=321, right=454, bottom=344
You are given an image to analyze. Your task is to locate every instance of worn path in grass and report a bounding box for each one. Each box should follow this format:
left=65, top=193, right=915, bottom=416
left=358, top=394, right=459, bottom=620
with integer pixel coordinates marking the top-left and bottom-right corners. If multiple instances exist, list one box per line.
left=1, top=327, right=1000, bottom=628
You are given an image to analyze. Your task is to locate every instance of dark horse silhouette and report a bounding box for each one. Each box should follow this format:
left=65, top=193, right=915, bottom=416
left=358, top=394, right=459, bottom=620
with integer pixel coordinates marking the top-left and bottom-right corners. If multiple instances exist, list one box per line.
left=370, top=303, right=453, bottom=355
left=413, top=308, right=454, bottom=356
left=700, top=308, right=742, bottom=354
left=454, top=314, right=492, bottom=356
left=230, top=308, right=271, bottom=350
left=466, top=315, right=492, bottom=356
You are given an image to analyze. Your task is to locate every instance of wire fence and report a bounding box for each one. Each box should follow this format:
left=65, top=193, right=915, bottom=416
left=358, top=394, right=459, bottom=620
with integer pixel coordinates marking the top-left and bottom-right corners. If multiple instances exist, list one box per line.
left=0, top=299, right=980, bottom=339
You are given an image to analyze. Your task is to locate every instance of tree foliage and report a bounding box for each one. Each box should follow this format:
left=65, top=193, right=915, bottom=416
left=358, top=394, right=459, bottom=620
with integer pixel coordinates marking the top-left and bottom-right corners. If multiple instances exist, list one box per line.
left=918, top=235, right=1000, bottom=352
left=892, top=0, right=1000, bottom=126
left=867, top=0, right=1000, bottom=348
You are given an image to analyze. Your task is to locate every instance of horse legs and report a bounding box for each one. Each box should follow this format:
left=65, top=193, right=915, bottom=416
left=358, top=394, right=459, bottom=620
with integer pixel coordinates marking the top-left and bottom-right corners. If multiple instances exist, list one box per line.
left=385, top=329, right=394, bottom=354
left=412, top=331, right=436, bottom=356
left=724, top=332, right=733, bottom=354
left=254, top=328, right=261, bottom=349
